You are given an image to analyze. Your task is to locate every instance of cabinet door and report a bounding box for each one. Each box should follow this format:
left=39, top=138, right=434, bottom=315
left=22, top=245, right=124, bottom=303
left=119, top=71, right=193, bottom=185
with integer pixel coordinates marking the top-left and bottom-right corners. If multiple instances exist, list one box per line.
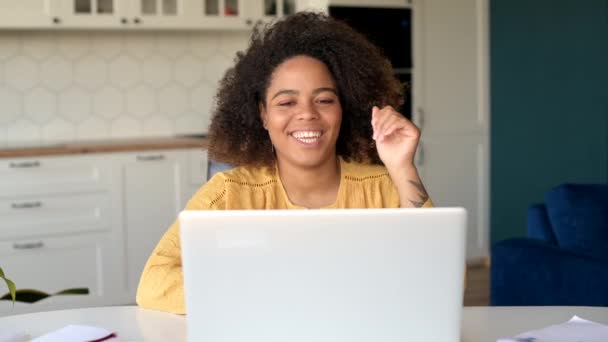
left=413, top=0, right=489, bottom=261
left=0, top=234, right=119, bottom=316
left=193, top=0, right=251, bottom=30
left=0, top=0, right=58, bottom=28
left=417, top=136, right=488, bottom=260
left=57, top=0, right=130, bottom=28
left=0, top=155, right=111, bottom=198
left=185, top=149, right=208, bottom=202
left=413, top=0, right=488, bottom=137
left=295, top=0, right=327, bottom=12
left=128, top=0, right=192, bottom=28
left=0, top=193, right=111, bottom=240
left=255, top=0, right=297, bottom=23
left=122, top=150, right=187, bottom=297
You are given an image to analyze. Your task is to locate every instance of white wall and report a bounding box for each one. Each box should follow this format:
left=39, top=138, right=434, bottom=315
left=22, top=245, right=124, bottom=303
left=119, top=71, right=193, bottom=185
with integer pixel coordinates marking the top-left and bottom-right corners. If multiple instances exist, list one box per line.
left=0, top=30, right=250, bottom=143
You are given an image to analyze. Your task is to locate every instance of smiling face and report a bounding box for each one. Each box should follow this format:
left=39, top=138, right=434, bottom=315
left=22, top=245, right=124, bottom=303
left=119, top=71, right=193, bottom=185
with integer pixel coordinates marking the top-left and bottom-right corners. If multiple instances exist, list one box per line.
left=260, top=55, right=342, bottom=170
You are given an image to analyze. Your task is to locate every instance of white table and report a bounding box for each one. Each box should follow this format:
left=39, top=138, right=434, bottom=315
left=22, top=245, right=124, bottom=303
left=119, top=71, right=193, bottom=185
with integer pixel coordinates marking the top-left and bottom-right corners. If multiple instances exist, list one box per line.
left=0, top=306, right=607, bottom=341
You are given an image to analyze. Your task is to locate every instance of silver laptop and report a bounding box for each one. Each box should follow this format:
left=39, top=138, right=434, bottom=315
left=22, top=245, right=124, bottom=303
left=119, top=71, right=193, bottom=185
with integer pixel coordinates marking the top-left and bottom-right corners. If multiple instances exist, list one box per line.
left=180, top=208, right=466, bottom=342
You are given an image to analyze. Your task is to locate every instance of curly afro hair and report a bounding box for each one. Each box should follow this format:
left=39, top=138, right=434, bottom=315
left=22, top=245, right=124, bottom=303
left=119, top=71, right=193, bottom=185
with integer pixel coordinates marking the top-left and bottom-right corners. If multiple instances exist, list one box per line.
left=207, top=12, right=404, bottom=167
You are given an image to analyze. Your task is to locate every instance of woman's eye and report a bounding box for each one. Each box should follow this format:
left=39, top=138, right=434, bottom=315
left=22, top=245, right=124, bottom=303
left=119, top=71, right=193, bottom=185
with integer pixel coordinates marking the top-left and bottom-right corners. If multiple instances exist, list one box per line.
left=317, top=99, right=335, bottom=104
left=279, top=101, right=295, bottom=107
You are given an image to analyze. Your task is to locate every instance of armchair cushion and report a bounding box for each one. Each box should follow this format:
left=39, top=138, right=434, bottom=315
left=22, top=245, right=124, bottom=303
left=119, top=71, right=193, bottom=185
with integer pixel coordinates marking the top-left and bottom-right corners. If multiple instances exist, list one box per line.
left=491, top=238, right=608, bottom=306
left=527, top=204, right=556, bottom=244
left=545, top=184, right=608, bottom=260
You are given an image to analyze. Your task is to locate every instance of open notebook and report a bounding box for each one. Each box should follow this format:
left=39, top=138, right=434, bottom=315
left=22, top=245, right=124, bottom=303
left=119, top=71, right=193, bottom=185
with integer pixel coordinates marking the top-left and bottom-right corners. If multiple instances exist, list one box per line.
left=498, top=316, right=608, bottom=342
left=0, top=325, right=118, bottom=342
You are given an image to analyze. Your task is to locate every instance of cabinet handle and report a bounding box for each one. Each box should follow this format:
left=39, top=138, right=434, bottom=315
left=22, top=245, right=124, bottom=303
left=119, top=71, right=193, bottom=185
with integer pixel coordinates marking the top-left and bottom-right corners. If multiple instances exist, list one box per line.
left=416, top=142, right=425, bottom=166
left=11, top=201, right=43, bottom=209
left=245, top=18, right=253, bottom=25
left=52, top=17, right=61, bottom=24
left=133, top=17, right=141, bottom=24
left=121, top=17, right=128, bottom=24
left=136, top=154, right=165, bottom=162
left=13, top=241, right=45, bottom=250
left=9, top=161, right=41, bottom=169
left=416, top=107, right=425, bottom=131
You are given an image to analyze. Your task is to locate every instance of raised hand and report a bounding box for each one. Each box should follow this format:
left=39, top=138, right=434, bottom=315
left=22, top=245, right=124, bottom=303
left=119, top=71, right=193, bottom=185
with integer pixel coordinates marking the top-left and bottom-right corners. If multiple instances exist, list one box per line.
left=371, top=105, right=421, bottom=171
left=371, top=105, right=429, bottom=208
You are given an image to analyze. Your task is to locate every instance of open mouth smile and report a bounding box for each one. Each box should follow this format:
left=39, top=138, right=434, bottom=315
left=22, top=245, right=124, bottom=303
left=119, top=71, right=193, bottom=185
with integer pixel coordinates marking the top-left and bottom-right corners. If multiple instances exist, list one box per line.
left=290, top=130, right=323, bottom=144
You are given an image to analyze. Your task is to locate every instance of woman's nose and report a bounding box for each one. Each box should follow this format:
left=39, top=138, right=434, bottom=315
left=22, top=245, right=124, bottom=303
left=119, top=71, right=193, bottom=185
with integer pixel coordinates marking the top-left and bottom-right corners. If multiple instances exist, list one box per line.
left=295, top=101, right=320, bottom=120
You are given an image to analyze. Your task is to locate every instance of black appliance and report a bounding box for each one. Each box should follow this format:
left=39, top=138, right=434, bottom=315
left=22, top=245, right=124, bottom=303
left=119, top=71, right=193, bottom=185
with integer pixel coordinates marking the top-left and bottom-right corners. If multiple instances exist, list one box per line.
left=329, top=5, right=412, bottom=118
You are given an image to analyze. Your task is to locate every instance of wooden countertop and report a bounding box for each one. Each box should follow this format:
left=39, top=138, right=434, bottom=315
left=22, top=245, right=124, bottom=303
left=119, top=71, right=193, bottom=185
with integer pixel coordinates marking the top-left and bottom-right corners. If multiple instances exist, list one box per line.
left=0, top=136, right=209, bottom=158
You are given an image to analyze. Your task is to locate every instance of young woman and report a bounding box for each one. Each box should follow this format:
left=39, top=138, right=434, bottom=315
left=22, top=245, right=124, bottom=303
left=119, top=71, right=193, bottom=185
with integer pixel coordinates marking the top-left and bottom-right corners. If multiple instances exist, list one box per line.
left=137, top=12, right=432, bottom=314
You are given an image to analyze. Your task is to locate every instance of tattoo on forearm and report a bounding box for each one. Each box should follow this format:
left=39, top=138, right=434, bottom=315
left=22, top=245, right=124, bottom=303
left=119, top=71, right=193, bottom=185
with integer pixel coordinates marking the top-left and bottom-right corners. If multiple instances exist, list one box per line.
left=408, top=180, right=429, bottom=208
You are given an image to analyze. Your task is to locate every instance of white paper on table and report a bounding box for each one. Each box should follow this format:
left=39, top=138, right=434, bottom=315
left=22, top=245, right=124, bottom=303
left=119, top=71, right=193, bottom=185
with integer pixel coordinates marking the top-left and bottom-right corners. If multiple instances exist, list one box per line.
left=31, top=325, right=120, bottom=342
left=0, top=331, right=30, bottom=342
left=497, top=316, right=608, bottom=342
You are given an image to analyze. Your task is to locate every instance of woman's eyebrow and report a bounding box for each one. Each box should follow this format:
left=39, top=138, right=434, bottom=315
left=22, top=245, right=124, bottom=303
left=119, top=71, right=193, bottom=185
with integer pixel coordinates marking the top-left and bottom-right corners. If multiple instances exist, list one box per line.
left=271, top=89, right=298, bottom=100
left=271, top=87, right=337, bottom=100
left=312, top=87, right=337, bottom=95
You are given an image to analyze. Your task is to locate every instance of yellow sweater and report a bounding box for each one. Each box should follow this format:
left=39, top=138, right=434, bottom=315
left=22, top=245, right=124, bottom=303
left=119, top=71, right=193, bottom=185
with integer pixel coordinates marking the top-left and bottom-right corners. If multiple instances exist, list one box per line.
left=136, top=158, right=433, bottom=314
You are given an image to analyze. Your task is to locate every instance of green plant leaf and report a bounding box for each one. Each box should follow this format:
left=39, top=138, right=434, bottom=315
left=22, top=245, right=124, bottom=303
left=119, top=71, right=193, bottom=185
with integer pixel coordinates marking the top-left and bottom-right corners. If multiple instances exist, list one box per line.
left=55, top=288, right=89, bottom=296
left=0, top=267, right=16, bottom=303
left=1, top=287, right=90, bottom=303
left=1, top=289, right=47, bottom=303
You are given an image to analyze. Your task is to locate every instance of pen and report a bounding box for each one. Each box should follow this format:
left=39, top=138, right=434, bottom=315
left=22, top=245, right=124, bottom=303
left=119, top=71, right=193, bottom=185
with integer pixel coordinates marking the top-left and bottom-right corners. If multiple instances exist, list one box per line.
left=87, top=332, right=117, bottom=342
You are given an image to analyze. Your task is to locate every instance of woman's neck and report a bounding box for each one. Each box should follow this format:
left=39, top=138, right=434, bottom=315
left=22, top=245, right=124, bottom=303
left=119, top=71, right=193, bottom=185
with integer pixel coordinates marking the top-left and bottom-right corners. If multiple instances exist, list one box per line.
left=277, top=156, right=341, bottom=209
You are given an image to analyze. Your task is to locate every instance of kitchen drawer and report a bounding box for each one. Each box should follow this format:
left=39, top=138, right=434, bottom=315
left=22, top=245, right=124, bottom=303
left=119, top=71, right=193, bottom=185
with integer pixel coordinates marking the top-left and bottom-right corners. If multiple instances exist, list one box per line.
left=0, top=192, right=111, bottom=240
left=0, top=234, right=110, bottom=314
left=0, top=155, right=111, bottom=197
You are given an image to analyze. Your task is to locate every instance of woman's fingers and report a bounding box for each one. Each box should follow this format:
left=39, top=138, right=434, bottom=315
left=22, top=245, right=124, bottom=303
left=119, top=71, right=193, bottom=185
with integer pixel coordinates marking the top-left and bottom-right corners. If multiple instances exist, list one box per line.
left=372, top=106, right=392, bottom=139
left=371, top=106, right=380, bottom=138
left=377, top=115, right=400, bottom=141
left=381, top=120, right=406, bottom=141
left=372, top=106, right=403, bottom=141
left=371, top=105, right=420, bottom=142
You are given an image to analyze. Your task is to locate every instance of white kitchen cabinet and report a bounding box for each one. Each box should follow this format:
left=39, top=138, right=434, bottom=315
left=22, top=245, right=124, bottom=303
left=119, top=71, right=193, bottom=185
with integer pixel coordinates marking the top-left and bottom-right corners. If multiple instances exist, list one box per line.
left=56, top=0, right=254, bottom=30
left=251, top=0, right=297, bottom=24
left=417, top=136, right=488, bottom=260
left=192, top=0, right=253, bottom=30
left=0, top=0, right=251, bottom=30
left=0, top=233, right=122, bottom=316
left=56, top=0, right=197, bottom=29
left=121, top=150, right=185, bottom=298
left=0, top=192, right=111, bottom=240
left=119, top=148, right=207, bottom=298
left=55, top=0, right=131, bottom=28
left=0, top=153, right=125, bottom=316
left=0, top=155, right=111, bottom=198
left=0, top=0, right=327, bottom=30
left=325, top=0, right=409, bottom=7
left=188, top=149, right=209, bottom=198
left=0, top=0, right=59, bottom=28
left=0, top=147, right=207, bottom=314
left=412, top=0, right=489, bottom=261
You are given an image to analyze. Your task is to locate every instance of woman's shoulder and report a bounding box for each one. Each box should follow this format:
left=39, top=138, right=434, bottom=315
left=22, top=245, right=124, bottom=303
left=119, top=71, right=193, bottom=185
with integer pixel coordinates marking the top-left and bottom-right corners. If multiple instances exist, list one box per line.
left=216, top=164, right=278, bottom=187
left=341, top=158, right=392, bottom=183
left=188, top=165, right=277, bottom=210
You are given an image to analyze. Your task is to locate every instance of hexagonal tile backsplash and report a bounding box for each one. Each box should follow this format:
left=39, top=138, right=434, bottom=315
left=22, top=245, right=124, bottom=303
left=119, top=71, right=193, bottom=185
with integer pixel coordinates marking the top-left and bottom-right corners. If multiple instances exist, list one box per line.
left=0, top=31, right=249, bottom=143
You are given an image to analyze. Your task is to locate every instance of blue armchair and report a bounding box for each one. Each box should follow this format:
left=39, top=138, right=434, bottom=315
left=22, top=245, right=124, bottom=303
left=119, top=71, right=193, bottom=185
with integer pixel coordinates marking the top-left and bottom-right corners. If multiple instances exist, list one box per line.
left=491, top=184, right=608, bottom=306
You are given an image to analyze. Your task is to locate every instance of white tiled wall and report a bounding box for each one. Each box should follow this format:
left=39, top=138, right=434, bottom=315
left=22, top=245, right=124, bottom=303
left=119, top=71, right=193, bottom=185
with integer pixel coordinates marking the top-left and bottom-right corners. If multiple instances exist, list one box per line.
left=0, top=30, right=250, bottom=143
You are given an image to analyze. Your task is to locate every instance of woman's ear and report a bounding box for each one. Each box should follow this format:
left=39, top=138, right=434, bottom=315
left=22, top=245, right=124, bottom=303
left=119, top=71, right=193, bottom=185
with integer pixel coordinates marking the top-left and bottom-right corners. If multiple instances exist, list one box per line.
left=259, top=103, right=268, bottom=129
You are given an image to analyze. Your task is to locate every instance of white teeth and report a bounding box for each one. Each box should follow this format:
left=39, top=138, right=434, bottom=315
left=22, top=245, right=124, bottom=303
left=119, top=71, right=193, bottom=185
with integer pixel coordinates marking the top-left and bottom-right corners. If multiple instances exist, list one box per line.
left=292, top=131, right=322, bottom=139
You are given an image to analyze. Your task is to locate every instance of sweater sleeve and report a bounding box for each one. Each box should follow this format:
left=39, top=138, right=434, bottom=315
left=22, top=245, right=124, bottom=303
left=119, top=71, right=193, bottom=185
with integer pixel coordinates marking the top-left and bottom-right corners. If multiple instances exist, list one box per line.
left=135, top=174, right=226, bottom=314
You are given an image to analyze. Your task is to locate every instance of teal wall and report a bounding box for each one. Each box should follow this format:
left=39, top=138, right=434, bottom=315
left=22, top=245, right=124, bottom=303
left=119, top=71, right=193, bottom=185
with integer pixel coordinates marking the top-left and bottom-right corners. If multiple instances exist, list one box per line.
left=490, top=0, right=608, bottom=243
